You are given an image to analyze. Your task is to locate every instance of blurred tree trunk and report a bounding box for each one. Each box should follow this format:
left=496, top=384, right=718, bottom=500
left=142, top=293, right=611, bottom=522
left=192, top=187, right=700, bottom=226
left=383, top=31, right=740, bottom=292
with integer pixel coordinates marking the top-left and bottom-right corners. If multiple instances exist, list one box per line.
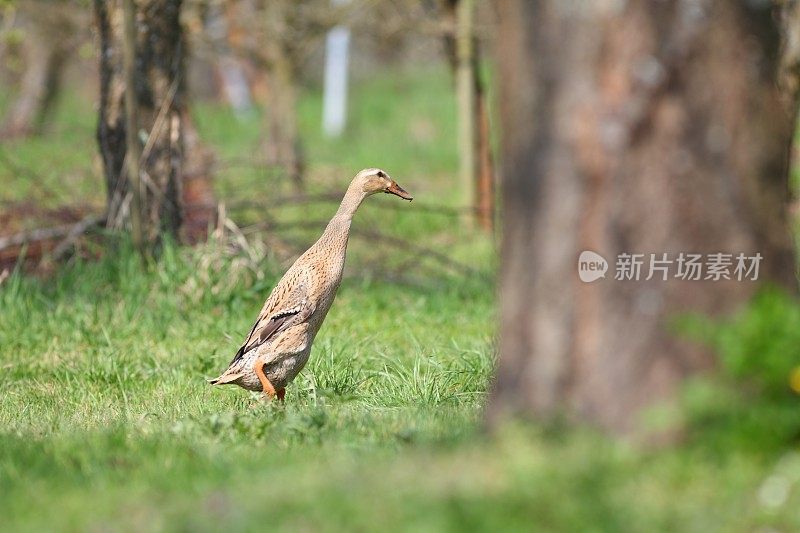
left=182, top=112, right=216, bottom=243
left=94, top=0, right=185, bottom=247
left=455, top=0, right=477, bottom=228
left=225, top=0, right=267, bottom=104
left=263, top=0, right=304, bottom=192
left=490, top=0, right=799, bottom=432
left=0, top=2, right=79, bottom=138
left=203, top=0, right=253, bottom=114
left=780, top=0, right=800, bottom=223
left=780, top=0, right=800, bottom=100
left=443, top=0, right=495, bottom=232
left=474, top=69, right=494, bottom=233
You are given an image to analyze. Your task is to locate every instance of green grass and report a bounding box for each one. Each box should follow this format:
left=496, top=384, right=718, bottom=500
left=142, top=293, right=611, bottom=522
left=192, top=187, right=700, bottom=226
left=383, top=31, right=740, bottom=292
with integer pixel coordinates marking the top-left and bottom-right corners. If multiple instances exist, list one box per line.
left=3, top=243, right=800, bottom=532
left=2, top=66, right=800, bottom=531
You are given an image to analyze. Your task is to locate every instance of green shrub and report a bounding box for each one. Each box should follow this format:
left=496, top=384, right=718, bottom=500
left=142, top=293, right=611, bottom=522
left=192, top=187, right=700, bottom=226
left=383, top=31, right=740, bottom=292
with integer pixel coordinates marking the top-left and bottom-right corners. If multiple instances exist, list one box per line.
left=678, top=288, right=800, bottom=453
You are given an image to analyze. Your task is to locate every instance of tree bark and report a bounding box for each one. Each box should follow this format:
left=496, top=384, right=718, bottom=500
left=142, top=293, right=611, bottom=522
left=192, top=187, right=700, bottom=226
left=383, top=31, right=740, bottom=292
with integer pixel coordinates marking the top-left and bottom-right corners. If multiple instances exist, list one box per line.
left=94, top=0, right=185, bottom=246
left=490, top=0, right=799, bottom=432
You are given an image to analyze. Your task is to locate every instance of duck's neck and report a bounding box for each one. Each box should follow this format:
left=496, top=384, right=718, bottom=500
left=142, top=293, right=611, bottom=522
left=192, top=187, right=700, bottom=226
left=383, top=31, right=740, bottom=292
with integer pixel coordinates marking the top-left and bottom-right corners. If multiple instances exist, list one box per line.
left=334, top=182, right=367, bottom=221
left=319, top=183, right=367, bottom=247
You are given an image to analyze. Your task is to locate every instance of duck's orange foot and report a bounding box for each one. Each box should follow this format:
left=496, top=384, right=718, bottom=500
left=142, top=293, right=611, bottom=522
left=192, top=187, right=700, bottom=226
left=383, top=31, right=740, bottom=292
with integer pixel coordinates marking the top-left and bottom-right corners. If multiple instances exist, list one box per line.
left=254, top=360, right=277, bottom=398
left=276, top=388, right=286, bottom=402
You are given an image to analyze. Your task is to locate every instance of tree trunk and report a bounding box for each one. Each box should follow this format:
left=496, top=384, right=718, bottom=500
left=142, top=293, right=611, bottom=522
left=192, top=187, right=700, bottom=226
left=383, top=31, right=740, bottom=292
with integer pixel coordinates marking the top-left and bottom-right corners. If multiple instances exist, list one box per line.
left=264, top=55, right=303, bottom=192
left=0, top=1, right=78, bottom=138
left=94, top=0, right=185, bottom=246
left=780, top=0, right=800, bottom=101
left=474, top=63, right=494, bottom=233
left=263, top=0, right=304, bottom=192
left=455, top=0, right=477, bottom=226
left=205, top=0, right=253, bottom=113
left=490, top=0, right=799, bottom=432
left=181, top=112, right=216, bottom=243
left=444, top=0, right=495, bottom=232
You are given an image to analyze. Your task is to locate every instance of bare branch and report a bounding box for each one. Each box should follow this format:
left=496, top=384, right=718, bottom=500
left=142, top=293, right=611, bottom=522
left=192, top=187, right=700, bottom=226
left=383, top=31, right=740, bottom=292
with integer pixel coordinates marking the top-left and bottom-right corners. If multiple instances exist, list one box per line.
left=0, top=214, right=103, bottom=252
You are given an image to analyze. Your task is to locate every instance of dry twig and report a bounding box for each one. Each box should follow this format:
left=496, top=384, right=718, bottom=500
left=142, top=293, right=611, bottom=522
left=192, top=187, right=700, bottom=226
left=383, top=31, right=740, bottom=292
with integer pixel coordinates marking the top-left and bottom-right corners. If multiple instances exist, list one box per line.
left=0, top=214, right=103, bottom=252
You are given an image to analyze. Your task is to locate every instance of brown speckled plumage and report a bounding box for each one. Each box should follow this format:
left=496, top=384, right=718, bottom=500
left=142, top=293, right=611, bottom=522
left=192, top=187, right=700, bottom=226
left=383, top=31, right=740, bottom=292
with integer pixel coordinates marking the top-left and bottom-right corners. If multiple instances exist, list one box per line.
left=209, top=168, right=412, bottom=398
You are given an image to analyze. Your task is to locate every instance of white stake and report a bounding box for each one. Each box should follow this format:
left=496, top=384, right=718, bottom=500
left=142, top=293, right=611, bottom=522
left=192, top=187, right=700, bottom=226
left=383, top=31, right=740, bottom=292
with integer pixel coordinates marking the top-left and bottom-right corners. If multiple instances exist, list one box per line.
left=322, top=0, right=350, bottom=137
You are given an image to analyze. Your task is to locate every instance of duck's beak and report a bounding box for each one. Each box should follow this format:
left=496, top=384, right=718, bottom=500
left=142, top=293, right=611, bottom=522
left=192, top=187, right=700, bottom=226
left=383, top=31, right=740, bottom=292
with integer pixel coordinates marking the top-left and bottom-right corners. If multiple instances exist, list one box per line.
left=385, top=181, right=413, bottom=201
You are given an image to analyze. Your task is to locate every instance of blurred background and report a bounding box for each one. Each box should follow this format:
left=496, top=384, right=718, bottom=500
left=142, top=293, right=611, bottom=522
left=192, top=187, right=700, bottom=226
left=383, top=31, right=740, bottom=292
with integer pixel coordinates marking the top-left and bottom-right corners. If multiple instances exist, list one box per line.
left=2, top=0, right=800, bottom=530
left=0, top=0, right=496, bottom=279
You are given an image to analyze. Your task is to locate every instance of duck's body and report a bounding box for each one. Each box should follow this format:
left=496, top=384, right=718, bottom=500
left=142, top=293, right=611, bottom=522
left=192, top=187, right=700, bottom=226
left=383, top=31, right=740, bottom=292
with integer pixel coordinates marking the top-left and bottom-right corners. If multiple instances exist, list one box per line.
left=209, top=168, right=412, bottom=398
left=218, top=221, right=348, bottom=392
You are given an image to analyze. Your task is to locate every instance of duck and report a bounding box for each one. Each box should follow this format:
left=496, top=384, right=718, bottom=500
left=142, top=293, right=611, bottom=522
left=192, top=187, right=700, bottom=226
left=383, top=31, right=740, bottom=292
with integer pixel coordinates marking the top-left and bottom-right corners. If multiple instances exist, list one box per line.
left=209, top=168, right=413, bottom=400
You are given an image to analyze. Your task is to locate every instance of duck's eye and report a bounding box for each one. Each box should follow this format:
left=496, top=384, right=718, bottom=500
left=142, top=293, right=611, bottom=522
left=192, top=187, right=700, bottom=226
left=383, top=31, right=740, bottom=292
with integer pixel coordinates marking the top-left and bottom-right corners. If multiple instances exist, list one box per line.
left=377, top=171, right=385, bottom=178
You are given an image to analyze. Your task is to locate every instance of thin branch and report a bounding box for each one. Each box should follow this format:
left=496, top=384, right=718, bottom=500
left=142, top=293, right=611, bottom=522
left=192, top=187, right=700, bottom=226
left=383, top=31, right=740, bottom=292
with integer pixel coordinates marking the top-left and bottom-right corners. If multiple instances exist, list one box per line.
left=0, top=214, right=103, bottom=252
left=140, top=77, right=180, bottom=164
left=237, top=218, right=481, bottom=278
left=350, top=228, right=481, bottom=278
left=122, top=0, right=144, bottom=256
left=225, top=194, right=474, bottom=217
left=49, top=214, right=106, bottom=260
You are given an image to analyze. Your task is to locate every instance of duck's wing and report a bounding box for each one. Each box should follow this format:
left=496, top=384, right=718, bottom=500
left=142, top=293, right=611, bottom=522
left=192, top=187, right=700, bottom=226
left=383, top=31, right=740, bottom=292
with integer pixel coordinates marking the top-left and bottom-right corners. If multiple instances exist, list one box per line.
left=228, top=267, right=316, bottom=366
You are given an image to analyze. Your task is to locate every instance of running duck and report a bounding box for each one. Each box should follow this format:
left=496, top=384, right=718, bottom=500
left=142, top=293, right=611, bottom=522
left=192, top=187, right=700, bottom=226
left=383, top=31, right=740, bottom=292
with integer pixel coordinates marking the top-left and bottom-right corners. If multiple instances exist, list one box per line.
left=209, top=168, right=413, bottom=400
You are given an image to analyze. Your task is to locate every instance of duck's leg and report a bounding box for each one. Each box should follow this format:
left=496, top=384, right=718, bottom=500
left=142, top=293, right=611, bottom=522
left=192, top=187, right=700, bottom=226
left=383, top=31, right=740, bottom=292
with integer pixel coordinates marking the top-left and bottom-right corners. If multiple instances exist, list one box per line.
left=276, top=388, right=286, bottom=402
left=253, top=360, right=277, bottom=399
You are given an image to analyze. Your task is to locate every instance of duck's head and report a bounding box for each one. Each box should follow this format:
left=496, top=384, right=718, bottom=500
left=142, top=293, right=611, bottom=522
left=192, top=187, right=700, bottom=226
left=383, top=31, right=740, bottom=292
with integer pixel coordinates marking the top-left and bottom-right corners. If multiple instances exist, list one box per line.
left=355, top=168, right=413, bottom=201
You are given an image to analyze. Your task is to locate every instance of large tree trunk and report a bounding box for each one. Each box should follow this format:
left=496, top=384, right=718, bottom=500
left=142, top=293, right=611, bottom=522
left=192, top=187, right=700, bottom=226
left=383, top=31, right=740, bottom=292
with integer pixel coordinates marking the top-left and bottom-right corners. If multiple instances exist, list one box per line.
left=94, top=0, right=185, bottom=246
left=490, top=0, right=799, bottom=432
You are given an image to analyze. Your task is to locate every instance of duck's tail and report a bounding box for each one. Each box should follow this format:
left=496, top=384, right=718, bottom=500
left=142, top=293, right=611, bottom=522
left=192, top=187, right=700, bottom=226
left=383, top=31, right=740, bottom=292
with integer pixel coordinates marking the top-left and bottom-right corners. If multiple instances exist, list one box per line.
left=207, top=371, right=242, bottom=385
